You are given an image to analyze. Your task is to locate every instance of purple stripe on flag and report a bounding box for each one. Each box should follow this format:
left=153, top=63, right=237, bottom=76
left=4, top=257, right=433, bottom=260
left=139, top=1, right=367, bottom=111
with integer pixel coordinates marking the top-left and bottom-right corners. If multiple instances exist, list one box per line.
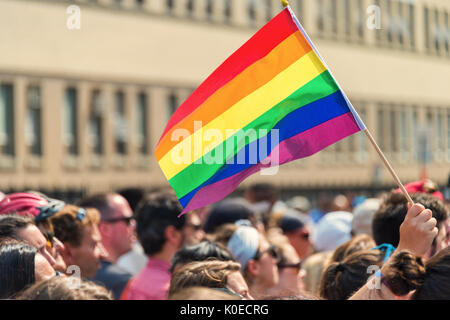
left=181, top=112, right=361, bottom=214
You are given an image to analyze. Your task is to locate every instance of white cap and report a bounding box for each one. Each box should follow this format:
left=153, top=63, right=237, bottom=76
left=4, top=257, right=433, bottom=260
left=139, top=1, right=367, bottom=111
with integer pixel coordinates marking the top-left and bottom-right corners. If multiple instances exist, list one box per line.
left=351, top=198, right=381, bottom=236
left=311, top=211, right=353, bottom=252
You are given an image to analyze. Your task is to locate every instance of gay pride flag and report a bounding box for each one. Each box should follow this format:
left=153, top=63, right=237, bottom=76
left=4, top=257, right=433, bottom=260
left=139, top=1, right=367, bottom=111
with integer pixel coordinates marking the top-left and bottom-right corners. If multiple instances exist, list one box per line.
left=155, top=6, right=366, bottom=213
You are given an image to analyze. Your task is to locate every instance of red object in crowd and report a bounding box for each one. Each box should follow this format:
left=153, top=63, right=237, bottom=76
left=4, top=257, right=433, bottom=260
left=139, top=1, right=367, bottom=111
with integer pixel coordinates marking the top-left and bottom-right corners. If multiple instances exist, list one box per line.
left=395, top=180, right=444, bottom=201
left=0, top=192, right=49, bottom=216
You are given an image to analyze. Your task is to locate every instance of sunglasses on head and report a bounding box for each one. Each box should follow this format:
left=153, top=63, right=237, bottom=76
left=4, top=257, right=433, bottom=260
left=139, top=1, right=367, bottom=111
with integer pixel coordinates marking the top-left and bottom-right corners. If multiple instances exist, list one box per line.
left=253, top=245, right=281, bottom=261
left=103, top=216, right=134, bottom=226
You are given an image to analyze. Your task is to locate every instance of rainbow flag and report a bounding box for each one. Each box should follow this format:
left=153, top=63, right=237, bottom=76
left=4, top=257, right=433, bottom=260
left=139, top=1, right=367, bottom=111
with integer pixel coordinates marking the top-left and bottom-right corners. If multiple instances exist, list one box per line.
left=155, top=7, right=365, bottom=214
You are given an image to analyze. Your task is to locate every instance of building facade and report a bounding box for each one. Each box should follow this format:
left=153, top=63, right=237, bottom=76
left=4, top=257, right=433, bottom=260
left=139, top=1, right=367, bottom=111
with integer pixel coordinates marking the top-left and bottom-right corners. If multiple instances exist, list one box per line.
left=0, top=0, right=449, bottom=200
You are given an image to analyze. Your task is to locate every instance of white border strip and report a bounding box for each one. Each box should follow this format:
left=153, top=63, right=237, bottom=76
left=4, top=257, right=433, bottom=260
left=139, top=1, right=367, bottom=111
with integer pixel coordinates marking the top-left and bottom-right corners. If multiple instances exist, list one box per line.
left=286, top=6, right=367, bottom=130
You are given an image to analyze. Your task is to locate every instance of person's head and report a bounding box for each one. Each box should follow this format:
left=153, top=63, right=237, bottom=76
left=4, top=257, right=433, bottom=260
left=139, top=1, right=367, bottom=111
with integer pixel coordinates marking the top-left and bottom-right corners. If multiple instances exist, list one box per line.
left=278, top=210, right=312, bottom=259
left=351, top=198, right=381, bottom=236
left=244, top=183, right=278, bottom=205
left=0, top=192, right=67, bottom=272
left=117, top=187, right=146, bottom=212
left=203, top=198, right=256, bottom=234
left=170, top=240, right=234, bottom=274
left=311, top=211, right=353, bottom=252
left=182, top=211, right=205, bottom=246
left=372, top=192, right=448, bottom=258
left=78, top=193, right=135, bottom=262
left=0, top=214, right=56, bottom=268
left=225, top=225, right=279, bottom=295
left=50, top=205, right=102, bottom=278
left=331, top=194, right=352, bottom=212
left=135, top=192, right=186, bottom=258
left=381, top=247, right=450, bottom=299
left=0, top=240, right=56, bottom=299
left=319, top=249, right=384, bottom=300
left=266, top=229, right=304, bottom=295
left=169, top=260, right=252, bottom=299
left=168, top=286, right=241, bottom=300
left=17, top=276, right=113, bottom=300
left=329, top=234, right=376, bottom=264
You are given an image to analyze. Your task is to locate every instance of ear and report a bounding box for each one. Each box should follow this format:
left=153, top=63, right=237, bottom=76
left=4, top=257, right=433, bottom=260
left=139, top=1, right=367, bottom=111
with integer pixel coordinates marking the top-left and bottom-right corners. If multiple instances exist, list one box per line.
left=165, top=225, right=182, bottom=247
left=246, top=259, right=259, bottom=277
left=61, top=242, right=75, bottom=267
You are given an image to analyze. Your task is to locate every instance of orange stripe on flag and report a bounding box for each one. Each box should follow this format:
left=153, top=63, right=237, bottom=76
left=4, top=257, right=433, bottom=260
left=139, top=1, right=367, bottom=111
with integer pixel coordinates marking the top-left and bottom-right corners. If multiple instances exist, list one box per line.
left=155, top=31, right=312, bottom=161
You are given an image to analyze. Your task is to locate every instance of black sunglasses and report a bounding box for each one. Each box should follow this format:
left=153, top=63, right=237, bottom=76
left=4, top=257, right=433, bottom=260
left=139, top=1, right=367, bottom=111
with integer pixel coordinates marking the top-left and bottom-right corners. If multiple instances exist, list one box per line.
left=103, top=217, right=134, bottom=226
left=277, top=261, right=302, bottom=271
left=253, top=245, right=281, bottom=261
left=185, top=223, right=202, bottom=231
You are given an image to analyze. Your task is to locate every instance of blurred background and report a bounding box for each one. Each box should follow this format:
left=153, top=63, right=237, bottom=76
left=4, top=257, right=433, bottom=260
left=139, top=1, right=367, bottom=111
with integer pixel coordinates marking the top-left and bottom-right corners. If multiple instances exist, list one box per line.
left=0, top=0, right=449, bottom=204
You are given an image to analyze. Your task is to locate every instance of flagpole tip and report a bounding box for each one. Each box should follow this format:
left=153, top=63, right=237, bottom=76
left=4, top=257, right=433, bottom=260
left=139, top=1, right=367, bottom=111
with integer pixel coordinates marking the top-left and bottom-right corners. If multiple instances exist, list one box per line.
left=281, top=0, right=289, bottom=7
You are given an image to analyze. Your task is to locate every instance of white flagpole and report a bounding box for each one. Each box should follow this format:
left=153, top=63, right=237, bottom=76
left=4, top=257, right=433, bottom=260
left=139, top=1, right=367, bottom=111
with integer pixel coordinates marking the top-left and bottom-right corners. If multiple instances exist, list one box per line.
left=280, top=1, right=414, bottom=205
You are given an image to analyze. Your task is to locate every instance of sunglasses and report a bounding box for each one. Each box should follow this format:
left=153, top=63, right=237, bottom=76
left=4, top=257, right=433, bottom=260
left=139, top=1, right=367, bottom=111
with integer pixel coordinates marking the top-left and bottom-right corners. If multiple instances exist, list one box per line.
left=277, top=261, right=302, bottom=272
left=185, top=223, right=202, bottom=231
left=296, top=230, right=310, bottom=240
left=103, top=216, right=134, bottom=226
left=253, top=245, right=281, bottom=261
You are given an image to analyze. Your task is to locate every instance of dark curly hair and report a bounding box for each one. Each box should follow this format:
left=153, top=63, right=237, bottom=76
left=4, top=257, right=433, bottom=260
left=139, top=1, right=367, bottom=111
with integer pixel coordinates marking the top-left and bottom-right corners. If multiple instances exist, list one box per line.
left=381, top=247, right=450, bottom=299
left=372, top=192, right=448, bottom=247
left=135, top=192, right=185, bottom=256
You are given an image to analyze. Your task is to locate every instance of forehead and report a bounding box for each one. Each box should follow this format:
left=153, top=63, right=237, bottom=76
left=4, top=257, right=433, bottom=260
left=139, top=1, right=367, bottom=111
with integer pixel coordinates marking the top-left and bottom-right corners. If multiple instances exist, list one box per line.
left=16, top=224, right=47, bottom=248
left=109, top=195, right=132, bottom=217
left=82, top=224, right=101, bottom=244
left=187, top=212, right=201, bottom=224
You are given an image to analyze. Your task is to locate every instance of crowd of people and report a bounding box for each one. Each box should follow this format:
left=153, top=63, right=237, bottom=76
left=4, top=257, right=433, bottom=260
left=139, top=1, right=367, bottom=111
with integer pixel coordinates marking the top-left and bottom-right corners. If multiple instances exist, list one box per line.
left=0, top=179, right=449, bottom=300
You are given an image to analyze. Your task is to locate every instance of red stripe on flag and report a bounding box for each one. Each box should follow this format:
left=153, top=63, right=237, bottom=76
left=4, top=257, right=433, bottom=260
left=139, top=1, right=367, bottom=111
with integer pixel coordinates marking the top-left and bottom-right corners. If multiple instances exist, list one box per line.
left=157, top=8, right=298, bottom=145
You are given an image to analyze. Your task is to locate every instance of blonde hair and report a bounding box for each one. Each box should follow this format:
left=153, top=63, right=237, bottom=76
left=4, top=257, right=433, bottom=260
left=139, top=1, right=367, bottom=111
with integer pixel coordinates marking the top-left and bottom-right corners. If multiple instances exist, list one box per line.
left=17, top=276, right=112, bottom=300
left=169, top=260, right=242, bottom=298
left=169, top=286, right=240, bottom=300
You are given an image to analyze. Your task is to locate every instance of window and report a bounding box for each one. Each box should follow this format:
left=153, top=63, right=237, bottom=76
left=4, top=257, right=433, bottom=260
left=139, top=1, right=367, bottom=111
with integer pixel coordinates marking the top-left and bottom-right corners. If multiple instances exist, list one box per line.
left=345, top=0, right=351, bottom=36
left=434, top=9, right=440, bottom=52
left=317, top=0, right=325, bottom=33
left=167, top=92, right=178, bottom=121
left=436, top=109, right=443, bottom=160
left=330, top=0, right=338, bottom=35
left=412, top=108, right=418, bottom=162
left=389, top=109, right=398, bottom=153
left=408, top=3, right=415, bottom=48
left=424, top=7, right=430, bottom=51
left=26, top=86, right=42, bottom=156
left=63, top=87, right=78, bottom=156
left=377, top=108, right=385, bottom=150
left=114, top=91, right=127, bottom=155
left=353, top=107, right=367, bottom=163
left=137, top=92, right=149, bottom=155
left=224, top=0, right=232, bottom=23
left=88, top=90, right=103, bottom=156
left=445, top=12, right=449, bottom=54
left=0, top=84, right=14, bottom=157
left=447, top=112, right=450, bottom=161
left=167, top=0, right=174, bottom=13
left=357, top=0, right=364, bottom=39
left=186, top=0, right=194, bottom=17
left=399, top=109, right=408, bottom=156
left=206, top=0, right=213, bottom=20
